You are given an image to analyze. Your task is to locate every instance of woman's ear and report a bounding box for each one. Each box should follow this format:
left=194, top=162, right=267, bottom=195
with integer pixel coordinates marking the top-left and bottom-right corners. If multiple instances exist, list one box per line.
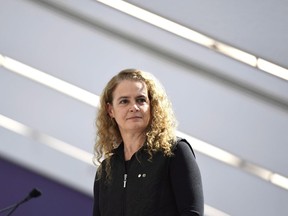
left=106, top=103, right=114, bottom=118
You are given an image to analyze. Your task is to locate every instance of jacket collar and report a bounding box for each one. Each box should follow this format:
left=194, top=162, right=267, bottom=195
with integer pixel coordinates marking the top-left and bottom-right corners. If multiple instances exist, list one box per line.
left=112, top=141, right=148, bottom=160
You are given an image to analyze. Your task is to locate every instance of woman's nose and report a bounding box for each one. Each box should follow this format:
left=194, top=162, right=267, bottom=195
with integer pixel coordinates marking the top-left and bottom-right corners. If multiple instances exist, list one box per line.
left=130, top=103, right=140, bottom=112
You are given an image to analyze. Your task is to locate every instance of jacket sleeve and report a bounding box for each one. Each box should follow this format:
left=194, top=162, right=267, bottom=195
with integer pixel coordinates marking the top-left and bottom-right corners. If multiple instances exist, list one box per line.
left=169, top=139, right=204, bottom=216
left=93, top=168, right=101, bottom=216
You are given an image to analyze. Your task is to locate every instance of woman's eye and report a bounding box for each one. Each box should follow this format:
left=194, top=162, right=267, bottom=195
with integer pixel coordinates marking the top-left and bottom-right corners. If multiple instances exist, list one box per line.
left=137, top=98, right=146, bottom=103
left=119, top=99, right=128, bottom=104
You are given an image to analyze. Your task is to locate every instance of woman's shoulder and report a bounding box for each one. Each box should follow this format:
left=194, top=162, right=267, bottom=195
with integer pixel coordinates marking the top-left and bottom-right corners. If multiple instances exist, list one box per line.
left=172, top=137, right=196, bottom=158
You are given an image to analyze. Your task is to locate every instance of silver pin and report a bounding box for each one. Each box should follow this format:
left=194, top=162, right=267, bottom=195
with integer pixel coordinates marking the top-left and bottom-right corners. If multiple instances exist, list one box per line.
left=123, top=174, right=127, bottom=188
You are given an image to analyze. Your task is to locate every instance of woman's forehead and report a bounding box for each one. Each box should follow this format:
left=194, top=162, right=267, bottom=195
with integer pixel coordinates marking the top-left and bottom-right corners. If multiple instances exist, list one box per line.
left=116, top=80, right=147, bottom=92
left=112, top=80, right=147, bottom=98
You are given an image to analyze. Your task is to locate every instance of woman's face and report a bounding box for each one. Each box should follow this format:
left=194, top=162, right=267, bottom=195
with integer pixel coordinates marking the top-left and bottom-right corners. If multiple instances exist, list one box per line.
left=107, top=80, right=151, bottom=135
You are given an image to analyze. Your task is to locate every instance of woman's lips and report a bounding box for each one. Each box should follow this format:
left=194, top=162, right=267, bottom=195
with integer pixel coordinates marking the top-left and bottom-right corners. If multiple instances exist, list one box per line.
left=127, top=116, right=142, bottom=120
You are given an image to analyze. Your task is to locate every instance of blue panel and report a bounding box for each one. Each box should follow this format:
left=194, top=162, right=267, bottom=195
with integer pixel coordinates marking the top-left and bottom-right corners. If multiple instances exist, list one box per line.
left=0, top=156, right=93, bottom=216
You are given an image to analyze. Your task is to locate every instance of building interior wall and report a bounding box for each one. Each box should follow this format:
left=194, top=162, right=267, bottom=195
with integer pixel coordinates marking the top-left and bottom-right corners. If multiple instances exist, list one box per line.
left=0, top=1, right=288, bottom=216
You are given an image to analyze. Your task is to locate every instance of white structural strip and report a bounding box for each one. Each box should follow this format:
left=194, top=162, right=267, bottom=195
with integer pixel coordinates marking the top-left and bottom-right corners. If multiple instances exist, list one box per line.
left=0, top=114, right=94, bottom=165
left=96, top=0, right=288, bottom=81
left=0, top=55, right=99, bottom=108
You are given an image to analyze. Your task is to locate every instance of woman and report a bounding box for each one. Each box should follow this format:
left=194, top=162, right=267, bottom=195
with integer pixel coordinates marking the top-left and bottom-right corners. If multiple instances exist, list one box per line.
left=93, top=69, right=204, bottom=216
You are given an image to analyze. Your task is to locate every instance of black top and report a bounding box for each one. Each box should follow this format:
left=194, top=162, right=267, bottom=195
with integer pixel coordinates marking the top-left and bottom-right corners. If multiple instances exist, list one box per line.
left=93, top=139, right=204, bottom=216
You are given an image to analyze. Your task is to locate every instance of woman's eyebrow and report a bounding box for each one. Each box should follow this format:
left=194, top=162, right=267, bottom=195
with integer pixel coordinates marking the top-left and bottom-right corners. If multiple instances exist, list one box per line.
left=116, top=96, right=129, bottom=101
left=136, top=95, right=146, bottom=98
left=116, top=94, right=147, bottom=101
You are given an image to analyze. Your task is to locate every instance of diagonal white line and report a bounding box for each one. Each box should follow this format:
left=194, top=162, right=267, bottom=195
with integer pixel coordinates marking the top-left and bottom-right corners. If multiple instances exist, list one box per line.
left=0, top=114, right=94, bottom=165
left=96, top=0, right=288, bottom=81
left=0, top=54, right=99, bottom=108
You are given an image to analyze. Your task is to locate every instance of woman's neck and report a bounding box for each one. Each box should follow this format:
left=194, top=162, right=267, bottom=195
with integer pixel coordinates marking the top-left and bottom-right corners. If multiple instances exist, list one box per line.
left=121, top=132, right=146, bottom=160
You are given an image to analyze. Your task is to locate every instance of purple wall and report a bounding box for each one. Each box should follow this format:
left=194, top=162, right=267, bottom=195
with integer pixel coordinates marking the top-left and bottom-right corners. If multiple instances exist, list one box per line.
left=0, top=156, right=93, bottom=216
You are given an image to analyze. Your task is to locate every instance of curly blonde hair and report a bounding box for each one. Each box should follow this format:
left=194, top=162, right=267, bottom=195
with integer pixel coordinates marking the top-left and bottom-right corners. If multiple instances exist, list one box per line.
left=94, top=69, right=177, bottom=178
